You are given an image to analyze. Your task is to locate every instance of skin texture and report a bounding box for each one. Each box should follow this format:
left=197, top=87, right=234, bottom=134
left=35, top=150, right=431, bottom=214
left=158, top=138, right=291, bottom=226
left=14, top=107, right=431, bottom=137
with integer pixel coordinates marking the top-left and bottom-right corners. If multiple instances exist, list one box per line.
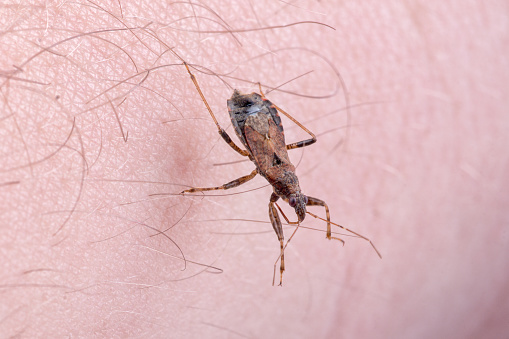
left=1, top=1, right=508, bottom=338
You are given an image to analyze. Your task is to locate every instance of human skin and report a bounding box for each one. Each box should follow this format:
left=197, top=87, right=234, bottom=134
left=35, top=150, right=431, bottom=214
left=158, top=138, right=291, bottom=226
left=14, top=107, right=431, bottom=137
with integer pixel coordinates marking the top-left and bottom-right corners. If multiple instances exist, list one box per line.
left=1, top=1, right=508, bottom=338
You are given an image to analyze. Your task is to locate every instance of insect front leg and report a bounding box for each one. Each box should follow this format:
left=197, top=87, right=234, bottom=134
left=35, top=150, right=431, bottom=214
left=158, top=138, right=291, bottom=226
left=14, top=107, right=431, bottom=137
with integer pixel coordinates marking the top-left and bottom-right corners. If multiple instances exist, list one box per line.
left=306, top=196, right=345, bottom=245
left=180, top=169, right=257, bottom=194
left=183, top=62, right=249, bottom=157
left=269, top=193, right=285, bottom=286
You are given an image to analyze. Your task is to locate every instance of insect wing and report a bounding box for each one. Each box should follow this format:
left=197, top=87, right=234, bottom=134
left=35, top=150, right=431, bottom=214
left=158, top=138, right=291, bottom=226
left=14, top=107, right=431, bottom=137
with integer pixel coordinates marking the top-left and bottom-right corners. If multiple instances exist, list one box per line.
left=227, top=102, right=250, bottom=150
left=244, top=115, right=292, bottom=176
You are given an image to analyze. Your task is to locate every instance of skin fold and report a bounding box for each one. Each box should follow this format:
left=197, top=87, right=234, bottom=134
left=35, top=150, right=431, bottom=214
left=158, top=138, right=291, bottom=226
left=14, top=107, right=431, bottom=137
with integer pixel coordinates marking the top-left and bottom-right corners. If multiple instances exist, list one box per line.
left=1, top=1, right=508, bottom=338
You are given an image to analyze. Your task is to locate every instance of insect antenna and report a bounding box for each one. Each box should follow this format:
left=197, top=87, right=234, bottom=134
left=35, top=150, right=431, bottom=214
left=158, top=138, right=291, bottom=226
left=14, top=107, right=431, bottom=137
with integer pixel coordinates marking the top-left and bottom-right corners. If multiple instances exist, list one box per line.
left=306, top=211, right=382, bottom=259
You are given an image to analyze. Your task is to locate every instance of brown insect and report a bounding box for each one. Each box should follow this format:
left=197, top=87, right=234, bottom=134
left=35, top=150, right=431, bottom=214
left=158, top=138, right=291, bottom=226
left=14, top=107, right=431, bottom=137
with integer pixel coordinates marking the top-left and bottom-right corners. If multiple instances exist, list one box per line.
left=180, top=62, right=381, bottom=285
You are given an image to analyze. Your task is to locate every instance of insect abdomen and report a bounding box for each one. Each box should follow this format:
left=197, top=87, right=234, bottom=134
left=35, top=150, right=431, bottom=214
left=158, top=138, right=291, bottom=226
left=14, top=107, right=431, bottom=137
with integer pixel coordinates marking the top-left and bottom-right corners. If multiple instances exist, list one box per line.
left=227, top=90, right=283, bottom=147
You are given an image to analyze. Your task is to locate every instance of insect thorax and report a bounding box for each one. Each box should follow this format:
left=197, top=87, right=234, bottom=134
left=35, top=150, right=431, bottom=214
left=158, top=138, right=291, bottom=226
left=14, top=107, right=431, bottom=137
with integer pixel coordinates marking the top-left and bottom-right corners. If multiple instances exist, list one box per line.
left=269, top=169, right=301, bottom=198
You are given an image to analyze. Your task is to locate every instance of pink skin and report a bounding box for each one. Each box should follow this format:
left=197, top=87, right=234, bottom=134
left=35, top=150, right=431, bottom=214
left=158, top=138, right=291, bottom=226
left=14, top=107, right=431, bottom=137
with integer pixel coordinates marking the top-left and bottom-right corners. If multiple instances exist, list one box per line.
left=1, top=1, right=508, bottom=338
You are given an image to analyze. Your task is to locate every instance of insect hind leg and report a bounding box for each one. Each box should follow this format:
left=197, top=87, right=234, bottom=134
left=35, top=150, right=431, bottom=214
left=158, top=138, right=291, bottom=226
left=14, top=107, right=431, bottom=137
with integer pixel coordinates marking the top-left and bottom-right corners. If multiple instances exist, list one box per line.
left=257, top=83, right=317, bottom=151
left=183, top=62, right=249, bottom=157
left=281, top=104, right=317, bottom=150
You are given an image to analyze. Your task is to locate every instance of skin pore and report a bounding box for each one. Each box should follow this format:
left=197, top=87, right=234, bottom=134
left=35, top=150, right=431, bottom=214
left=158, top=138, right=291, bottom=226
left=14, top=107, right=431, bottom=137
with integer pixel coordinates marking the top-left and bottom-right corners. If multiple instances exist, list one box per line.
left=1, top=1, right=508, bottom=338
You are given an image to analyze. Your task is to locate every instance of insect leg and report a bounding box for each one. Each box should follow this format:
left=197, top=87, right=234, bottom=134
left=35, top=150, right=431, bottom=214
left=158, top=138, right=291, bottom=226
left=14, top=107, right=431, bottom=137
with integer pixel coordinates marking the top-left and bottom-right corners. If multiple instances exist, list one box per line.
left=256, top=83, right=317, bottom=150
left=183, top=62, right=249, bottom=157
left=305, top=196, right=345, bottom=245
left=269, top=193, right=285, bottom=286
left=306, top=205, right=383, bottom=258
left=181, top=169, right=257, bottom=194
left=279, top=103, right=317, bottom=150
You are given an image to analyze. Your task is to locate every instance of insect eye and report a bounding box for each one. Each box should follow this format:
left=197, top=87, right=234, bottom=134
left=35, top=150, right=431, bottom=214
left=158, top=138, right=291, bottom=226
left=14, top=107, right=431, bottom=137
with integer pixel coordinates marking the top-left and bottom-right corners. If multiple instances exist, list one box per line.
left=304, top=196, right=308, bottom=204
left=289, top=197, right=297, bottom=207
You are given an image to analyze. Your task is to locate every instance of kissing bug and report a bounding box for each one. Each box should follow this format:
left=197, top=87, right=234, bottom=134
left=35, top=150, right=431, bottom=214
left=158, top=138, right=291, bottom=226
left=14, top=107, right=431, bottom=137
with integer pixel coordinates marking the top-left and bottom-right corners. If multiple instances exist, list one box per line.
left=180, top=62, right=381, bottom=285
